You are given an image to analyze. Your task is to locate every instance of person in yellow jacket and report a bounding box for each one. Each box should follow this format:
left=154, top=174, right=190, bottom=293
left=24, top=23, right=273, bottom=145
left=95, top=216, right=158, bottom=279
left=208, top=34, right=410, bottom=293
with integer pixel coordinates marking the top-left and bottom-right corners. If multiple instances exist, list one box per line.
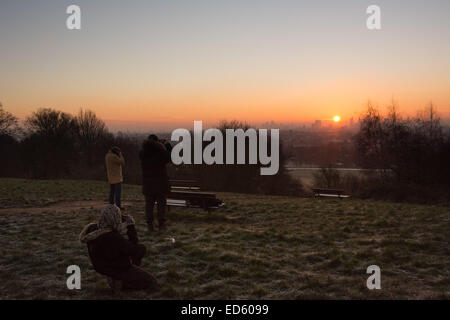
left=105, top=146, right=125, bottom=209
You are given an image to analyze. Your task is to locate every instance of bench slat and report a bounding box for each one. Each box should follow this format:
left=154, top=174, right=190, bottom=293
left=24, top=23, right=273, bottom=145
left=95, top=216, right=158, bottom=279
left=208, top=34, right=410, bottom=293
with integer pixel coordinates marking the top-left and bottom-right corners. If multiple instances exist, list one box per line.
left=169, top=179, right=199, bottom=187
left=312, top=188, right=344, bottom=194
left=170, top=186, right=201, bottom=190
left=169, top=191, right=217, bottom=199
left=312, top=188, right=349, bottom=199
left=316, top=193, right=350, bottom=198
left=168, top=179, right=224, bottom=210
left=166, top=198, right=224, bottom=209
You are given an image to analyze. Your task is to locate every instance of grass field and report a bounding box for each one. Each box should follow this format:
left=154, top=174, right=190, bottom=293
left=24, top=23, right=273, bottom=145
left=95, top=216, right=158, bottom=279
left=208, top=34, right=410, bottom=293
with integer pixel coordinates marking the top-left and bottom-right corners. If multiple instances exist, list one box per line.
left=0, top=178, right=448, bottom=299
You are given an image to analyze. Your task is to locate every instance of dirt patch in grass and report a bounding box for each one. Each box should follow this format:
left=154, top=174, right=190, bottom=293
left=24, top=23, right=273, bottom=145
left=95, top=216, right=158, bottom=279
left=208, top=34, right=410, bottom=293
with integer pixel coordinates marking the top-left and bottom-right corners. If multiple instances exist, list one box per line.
left=0, top=200, right=137, bottom=215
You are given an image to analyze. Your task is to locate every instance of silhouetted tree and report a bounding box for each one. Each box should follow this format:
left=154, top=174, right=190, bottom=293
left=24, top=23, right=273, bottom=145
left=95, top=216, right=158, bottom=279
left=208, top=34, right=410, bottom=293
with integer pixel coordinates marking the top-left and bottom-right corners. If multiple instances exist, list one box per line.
left=74, top=108, right=111, bottom=169
left=355, top=102, right=387, bottom=170
left=0, top=103, right=19, bottom=136
left=355, top=101, right=450, bottom=190
left=23, top=108, right=78, bottom=178
left=0, top=104, right=21, bottom=177
left=75, top=109, right=108, bottom=147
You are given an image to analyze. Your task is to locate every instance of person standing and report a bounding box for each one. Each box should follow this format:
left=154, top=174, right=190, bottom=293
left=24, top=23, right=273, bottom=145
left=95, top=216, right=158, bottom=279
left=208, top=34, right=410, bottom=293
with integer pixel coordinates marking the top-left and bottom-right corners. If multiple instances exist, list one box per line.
left=139, top=135, right=172, bottom=232
left=105, top=146, right=125, bottom=209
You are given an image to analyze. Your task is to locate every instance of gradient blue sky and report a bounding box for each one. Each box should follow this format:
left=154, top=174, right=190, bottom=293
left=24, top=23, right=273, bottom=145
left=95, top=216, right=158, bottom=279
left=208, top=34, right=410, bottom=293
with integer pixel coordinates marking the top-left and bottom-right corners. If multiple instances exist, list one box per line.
left=1, top=0, right=449, bottom=130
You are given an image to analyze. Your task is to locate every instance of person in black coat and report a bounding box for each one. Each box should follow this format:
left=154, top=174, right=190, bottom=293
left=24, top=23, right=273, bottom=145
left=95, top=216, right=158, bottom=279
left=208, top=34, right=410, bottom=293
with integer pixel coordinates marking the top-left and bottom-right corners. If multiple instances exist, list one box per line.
left=139, top=134, right=172, bottom=231
left=80, top=204, right=157, bottom=292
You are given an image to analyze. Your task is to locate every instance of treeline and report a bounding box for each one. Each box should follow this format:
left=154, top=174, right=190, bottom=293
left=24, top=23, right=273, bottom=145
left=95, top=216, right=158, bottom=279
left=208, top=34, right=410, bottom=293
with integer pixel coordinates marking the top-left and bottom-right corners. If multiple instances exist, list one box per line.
left=356, top=102, right=449, bottom=186
left=1, top=106, right=145, bottom=183
left=0, top=104, right=302, bottom=196
left=315, top=102, right=450, bottom=204
left=3, top=101, right=449, bottom=203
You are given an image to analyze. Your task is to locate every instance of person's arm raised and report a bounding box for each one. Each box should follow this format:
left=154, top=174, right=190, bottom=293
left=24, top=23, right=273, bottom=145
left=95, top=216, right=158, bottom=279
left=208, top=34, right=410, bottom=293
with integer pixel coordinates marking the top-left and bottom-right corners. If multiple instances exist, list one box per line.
left=123, top=215, right=138, bottom=244
left=162, top=142, right=172, bottom=163
left=111, top=152, right=125, bottom=165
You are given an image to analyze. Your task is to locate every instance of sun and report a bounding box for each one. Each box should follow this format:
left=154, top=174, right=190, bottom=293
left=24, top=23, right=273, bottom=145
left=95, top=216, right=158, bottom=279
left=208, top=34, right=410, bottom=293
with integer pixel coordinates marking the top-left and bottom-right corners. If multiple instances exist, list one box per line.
left=333, top=115, right=341, bottom=123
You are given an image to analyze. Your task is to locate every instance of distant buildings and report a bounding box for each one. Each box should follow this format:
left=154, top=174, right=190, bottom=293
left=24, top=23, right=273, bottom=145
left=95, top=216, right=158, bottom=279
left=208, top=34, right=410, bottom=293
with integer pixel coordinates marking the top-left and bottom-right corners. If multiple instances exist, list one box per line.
left=312, top=120, right=322, bottom=130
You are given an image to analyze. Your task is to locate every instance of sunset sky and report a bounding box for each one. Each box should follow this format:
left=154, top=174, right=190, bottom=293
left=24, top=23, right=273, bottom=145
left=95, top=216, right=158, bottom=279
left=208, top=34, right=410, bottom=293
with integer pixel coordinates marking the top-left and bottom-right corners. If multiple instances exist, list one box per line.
left=1, top=0, right=450, bottom=130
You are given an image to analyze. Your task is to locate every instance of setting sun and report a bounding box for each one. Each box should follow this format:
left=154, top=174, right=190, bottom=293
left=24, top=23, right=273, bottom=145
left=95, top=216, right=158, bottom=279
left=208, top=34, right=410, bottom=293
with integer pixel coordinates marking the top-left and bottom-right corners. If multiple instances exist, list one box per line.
left=333, top=115, right=341, bottom=123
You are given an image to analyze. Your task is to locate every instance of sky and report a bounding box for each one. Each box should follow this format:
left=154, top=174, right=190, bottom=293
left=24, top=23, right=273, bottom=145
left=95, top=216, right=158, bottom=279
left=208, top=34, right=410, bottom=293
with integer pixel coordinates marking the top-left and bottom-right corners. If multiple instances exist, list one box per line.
left=1, top=0, right=450, bottom=131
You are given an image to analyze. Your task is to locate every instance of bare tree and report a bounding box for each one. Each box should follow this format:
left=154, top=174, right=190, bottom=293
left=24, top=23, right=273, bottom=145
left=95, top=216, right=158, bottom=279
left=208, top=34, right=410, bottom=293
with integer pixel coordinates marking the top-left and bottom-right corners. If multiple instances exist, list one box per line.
left=416, top=102, right=442, bottom=142
left=26, top=108, right=77, bottom=136
left=355, top=100, right=449, bottom=189
left=0, top=103, right=19, bottom=136
left=75, top=108, right=108, bottom=146
left=355, top=101, right=385, bottom=170
left=23, top=108, right=78, bottom=178
left=74, top=108, right=111, bottom=167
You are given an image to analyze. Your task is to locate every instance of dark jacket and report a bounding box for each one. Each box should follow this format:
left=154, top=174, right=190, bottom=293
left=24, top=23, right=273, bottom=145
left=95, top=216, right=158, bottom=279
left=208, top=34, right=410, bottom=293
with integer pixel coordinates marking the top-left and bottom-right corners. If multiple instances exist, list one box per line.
left=79, top=223, right=146, bottom=279
left=139, top=139, right=172, bottom=195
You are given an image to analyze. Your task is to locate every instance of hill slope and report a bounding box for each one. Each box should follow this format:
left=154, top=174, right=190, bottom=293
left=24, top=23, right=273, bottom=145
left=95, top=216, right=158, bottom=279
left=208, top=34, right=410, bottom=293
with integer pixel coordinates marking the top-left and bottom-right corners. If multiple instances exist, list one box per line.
left=0, top=178, right=448, bottom=299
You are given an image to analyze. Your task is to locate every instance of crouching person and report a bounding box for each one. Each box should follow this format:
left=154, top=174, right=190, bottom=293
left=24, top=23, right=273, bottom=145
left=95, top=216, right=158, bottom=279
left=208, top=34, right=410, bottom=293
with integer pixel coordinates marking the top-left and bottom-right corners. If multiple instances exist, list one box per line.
left=79, top=204, right=157, bottom=292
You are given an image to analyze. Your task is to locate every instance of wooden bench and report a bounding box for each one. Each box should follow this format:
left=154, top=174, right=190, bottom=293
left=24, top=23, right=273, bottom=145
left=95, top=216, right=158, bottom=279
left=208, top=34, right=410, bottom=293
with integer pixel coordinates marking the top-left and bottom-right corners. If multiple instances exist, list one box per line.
left=312, top=188, right=349, bottom=199
left=167, top=180, right=224, bottom=211
left=169, top=179, right=201, bottom=191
